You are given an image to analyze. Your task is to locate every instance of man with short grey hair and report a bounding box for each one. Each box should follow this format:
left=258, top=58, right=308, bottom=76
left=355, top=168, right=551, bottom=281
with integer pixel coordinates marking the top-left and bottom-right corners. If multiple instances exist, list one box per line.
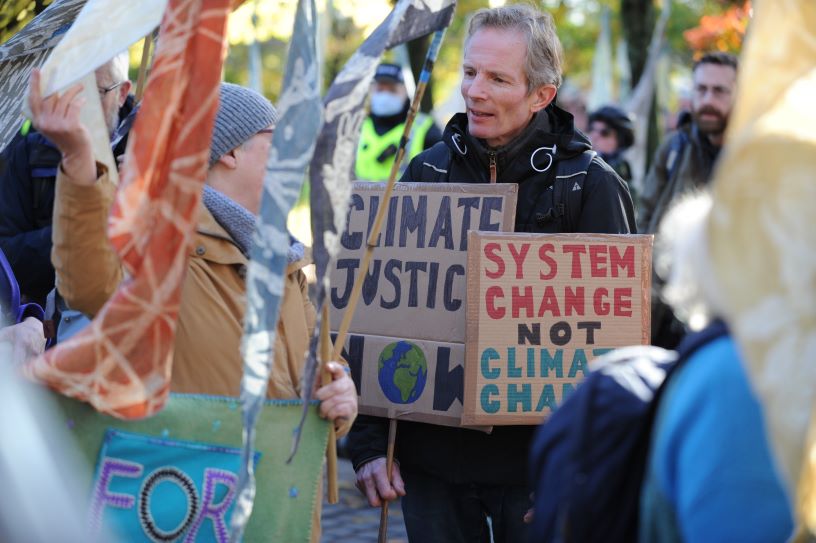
left=0, top=52, right=135, bottom=308
left=348, top=4, right=635, bottom=542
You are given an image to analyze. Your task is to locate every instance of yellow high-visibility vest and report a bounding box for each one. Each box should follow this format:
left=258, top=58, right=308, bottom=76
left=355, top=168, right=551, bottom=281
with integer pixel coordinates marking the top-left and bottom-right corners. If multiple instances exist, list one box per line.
left=355, top=114, right=434, bottom=182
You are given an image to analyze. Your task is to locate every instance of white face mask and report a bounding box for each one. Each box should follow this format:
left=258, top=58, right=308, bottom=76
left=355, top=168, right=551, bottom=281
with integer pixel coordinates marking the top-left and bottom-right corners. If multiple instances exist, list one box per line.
left=370, top=91, right=405, bottom=117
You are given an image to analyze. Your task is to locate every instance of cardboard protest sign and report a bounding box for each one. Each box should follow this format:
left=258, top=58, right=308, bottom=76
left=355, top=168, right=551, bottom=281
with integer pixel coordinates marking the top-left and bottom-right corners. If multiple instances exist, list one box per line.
left=463, top=232, right=652, bottom=426
left=330, top=182, right=517, bottom=426
left=333, top=332, right=466, bottom=427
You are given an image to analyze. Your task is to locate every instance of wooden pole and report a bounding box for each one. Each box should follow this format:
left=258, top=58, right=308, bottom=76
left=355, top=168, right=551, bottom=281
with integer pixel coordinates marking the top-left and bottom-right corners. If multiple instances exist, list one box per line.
left=331, top=29, right=448, bottom=361
left=378, top=418, right=398, bottom=543
left=320, top=29, right=446, bottom=540
left=134, top=32, right=154, bottom=102
left=320, top=303, right=339, bottom=504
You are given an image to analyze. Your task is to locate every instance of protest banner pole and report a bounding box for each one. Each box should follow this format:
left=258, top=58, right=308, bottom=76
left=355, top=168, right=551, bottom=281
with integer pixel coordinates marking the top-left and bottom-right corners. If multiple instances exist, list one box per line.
left=332, top=28, right=447, bottom=361
left=320, top=303, right=340, bottom=504
left=378, top=418, right=398, bottom=543
left=135, top=32, right=153, bottom=102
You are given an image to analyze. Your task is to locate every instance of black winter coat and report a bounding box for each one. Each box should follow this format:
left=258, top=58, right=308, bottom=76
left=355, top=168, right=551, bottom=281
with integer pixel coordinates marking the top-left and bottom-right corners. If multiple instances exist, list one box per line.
left=347, top=104, right=636, bottom=487
left=402, top=105, right=635, bottom=233
left=0, top=96, right=136, bottom=306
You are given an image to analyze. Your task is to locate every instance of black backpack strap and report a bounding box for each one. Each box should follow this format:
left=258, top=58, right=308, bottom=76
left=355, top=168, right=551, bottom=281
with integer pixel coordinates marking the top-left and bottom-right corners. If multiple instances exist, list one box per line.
left=646, top=131, right=690, bottom=234
left=26, top=133, right=60, bottom=221
left=666, top=130, right=689, bottom=185
left=555, top=150, right=596, bottom=232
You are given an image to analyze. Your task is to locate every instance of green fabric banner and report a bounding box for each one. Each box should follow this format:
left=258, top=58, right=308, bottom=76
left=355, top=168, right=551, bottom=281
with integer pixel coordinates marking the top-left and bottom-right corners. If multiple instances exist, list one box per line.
left=53, top=393, right=329, bottom=542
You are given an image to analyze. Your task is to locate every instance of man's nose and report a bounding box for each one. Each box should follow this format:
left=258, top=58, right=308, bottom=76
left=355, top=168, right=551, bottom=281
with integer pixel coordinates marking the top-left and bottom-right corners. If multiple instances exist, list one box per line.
left=699, top=88, right=718, bottom=105
left=466, top=74, right=488, bottom=100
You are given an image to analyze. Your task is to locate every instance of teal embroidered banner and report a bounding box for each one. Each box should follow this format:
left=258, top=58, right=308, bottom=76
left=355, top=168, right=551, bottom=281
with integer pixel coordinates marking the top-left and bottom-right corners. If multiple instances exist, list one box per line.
left=54, top=393, right=329, bottom=542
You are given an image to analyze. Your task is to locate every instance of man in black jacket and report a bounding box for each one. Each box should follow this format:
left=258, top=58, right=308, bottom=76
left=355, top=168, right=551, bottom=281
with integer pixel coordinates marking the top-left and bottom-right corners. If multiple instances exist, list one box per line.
left=347, top=5, right=635, bottom=542
left=0, top=53, right=135, bottom=307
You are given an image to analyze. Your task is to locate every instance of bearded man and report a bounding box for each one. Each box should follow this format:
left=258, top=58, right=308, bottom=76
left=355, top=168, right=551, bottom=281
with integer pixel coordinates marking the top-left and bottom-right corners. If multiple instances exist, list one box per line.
left=638, top=51, right=738, bottom=348
left=639, top=52, right=738, bottom=234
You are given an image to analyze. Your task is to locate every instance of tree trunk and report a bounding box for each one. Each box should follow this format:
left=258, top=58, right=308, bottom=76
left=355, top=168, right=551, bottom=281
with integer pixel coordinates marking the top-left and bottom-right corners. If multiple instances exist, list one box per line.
left=621, top=0, right=660, bottom=176
left=621, top=0, right=656, bottom=86
left=622, top=0, right=673, bottom=189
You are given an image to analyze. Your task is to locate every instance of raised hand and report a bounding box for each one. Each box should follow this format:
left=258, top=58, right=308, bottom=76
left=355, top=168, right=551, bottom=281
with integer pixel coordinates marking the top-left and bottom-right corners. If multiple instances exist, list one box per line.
left=28, top=69, right=96, bottom=185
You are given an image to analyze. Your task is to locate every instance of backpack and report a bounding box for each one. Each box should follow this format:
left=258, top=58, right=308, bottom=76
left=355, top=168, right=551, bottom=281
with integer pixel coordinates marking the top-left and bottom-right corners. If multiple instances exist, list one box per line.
left=527, top=320, right=729, bottom=543
left=27, top=133, right=61, bottom=228
left=0, top=248, right=44, bottom=325
left=549, top=149, right=596, bottom=232
left=529, top=150, right=636, bottom=234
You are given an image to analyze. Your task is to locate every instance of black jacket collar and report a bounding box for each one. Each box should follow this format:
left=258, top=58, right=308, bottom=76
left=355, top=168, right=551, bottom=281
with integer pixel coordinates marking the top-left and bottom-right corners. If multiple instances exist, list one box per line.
left=441, top=104, right=592, bottom=183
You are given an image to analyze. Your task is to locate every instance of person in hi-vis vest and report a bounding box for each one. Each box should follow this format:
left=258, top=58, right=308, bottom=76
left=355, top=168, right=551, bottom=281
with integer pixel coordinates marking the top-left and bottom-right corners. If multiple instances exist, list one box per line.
left=355, top=63, right=442, bottom=181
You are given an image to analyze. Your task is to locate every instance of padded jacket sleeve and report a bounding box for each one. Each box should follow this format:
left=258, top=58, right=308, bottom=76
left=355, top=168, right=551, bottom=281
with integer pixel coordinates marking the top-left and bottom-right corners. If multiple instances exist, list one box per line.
left=578, top=161, right=637, bottom=234
left=52, top=164, right=123, bottom=316
left=347, top=414, right=390, bottom=470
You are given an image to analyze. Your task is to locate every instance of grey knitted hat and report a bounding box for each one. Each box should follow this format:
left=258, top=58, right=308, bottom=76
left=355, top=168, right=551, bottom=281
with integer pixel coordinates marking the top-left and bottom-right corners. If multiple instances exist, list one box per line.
left=208, top=82, right=279, bottom=168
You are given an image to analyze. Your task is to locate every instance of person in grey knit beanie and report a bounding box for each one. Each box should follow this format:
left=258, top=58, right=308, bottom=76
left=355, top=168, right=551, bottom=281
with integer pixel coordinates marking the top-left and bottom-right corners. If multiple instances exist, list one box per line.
left=208, top=82, right=279, bottom=169
left=204, top=82, right=280, bottom=253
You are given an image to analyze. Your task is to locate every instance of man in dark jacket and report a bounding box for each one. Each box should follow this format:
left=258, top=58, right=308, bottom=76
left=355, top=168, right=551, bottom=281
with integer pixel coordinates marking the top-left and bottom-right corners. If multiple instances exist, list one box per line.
left=638, top=52, right=738, bottom=348
left=639, top=52, right=737, bottom=234
left=0, top=53, right=136, bottom=307
left=347, top=5, right=635, bottom=542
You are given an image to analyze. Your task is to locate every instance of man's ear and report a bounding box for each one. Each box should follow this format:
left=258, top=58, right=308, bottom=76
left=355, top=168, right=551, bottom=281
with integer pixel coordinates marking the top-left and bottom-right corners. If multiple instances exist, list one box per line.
left=118, top=81, right=133, bottom=104
left=216, top=148, right=239, bottom=169
left=530, top=84, right=558, bottom=113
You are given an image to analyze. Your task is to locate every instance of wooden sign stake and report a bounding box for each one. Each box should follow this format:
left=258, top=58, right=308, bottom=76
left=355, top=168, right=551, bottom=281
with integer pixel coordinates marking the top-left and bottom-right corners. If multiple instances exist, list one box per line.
left=320, top=303, right=339, bottom=504
left=135, top=32, right=154, bottom=102
left=331, top=29, right=448, bottom=361
left=378, top=418, right=398, bottom=543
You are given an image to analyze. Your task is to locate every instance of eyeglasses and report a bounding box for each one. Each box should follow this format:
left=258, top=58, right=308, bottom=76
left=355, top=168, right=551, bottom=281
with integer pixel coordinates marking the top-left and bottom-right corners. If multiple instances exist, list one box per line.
left=589, top=125, right=612, bottom=138
left=98, top=81, right=126, bottom=96
left=257, top=128, right=274, bottom=135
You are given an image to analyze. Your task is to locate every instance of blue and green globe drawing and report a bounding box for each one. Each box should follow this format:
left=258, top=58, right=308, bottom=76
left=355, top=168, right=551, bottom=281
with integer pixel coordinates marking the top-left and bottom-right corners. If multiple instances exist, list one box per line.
left=377, top=341, right=428, bottom=404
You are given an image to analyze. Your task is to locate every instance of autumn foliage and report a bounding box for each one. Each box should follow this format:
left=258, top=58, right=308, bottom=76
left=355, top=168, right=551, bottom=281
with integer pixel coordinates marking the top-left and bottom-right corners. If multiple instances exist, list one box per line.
left=684, top=1, right=751, bottom=55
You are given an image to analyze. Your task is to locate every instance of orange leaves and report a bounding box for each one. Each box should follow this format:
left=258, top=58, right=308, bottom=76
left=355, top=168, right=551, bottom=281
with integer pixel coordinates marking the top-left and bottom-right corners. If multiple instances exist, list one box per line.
left=684, top=1, right=751, bottom=56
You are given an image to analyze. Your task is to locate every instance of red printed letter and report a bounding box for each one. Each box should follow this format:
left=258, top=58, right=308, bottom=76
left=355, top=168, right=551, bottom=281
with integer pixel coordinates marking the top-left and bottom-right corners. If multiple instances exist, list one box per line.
left=484, top=243, right=505, bottom=279
left=537, top=285, right=561, bottom=317
left=589, top=245, right=608, bottom=278
left=614, top=287, right=632, bottom=317
left=610, top=245, right=635, bottom=278
left=486, top=286, right=505, bottom=319
left=512, top=286, right=534, bottom=319
left=538, top=243, right=557, bottom=280
left=564, top=286, right=585, bottom=316
left=562, top=245, right=587, bottom=279
left=593, top=287, right=610, bottom=316
left=508, top=243, right=530, bottom=280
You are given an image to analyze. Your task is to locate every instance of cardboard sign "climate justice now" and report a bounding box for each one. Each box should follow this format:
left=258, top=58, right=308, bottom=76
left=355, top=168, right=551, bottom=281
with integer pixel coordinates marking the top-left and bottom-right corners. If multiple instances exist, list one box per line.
left=331, top=182, right=517, bottom=427
left=463, top=232, right=652, bottom=426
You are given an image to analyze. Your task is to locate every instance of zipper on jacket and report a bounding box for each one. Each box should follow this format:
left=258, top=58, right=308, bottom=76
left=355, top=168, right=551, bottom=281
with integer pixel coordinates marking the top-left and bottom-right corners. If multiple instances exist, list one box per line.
left=488, top=151, right=497, bottom=183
